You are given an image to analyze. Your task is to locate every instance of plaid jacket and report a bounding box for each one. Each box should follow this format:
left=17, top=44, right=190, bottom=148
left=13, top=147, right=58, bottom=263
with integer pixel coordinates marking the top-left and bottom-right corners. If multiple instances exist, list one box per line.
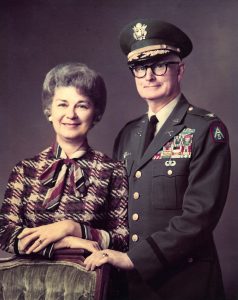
left=0, top=145, right=129, bottom=257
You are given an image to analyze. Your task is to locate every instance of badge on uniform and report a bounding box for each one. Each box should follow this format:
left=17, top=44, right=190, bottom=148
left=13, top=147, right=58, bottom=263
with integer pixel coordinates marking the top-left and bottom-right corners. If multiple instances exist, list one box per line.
left=210, top=121, right=227, bottom=143
left=153, top=128, right=195, bottom=159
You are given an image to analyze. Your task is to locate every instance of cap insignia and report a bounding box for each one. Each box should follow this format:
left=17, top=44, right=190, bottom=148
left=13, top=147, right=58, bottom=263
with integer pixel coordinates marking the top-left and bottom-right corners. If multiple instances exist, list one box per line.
left=133, top=23, right=147, bottom=40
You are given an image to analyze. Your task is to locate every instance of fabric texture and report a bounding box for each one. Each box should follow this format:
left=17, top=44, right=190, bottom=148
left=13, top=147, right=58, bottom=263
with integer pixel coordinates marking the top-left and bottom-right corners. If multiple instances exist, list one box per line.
left=0, top=145, right=129, bottom=257
left=39, top=144, right=87, bottom=210
left=0, top=257, right=106, bottom=300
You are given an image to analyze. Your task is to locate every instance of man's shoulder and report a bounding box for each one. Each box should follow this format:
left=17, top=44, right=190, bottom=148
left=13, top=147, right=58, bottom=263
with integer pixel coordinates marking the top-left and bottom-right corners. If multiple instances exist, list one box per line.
left=186, top=104, right=218, bottom=122
left=119, top=114, right=146, bottom=132
left=185, top=103, right=229, bottom=143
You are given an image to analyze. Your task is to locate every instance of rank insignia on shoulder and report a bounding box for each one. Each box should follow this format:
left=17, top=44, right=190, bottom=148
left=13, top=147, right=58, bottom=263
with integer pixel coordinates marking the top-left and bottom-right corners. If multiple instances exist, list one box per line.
left=206, top=113, right=216, bottom=118
left=210, top=121, right=227, bottom=143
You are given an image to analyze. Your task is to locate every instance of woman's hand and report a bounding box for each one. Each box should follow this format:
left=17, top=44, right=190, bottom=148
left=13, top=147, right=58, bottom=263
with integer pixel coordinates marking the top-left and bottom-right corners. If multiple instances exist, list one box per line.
left=54, top=236, right=101, bottom=253
left=84, top=249, right=134, bottom=271
left=17, top=220, right=82, bottom=254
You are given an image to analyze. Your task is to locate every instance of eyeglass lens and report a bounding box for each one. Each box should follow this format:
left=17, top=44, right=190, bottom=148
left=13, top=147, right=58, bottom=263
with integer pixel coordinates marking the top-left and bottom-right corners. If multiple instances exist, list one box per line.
left=132, top=62, right=179, bottom=78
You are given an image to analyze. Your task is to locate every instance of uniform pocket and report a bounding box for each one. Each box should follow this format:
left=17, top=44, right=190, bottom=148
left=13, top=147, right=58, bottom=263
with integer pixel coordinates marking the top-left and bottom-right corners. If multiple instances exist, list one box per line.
left=152, top=159, right=189, bottom=209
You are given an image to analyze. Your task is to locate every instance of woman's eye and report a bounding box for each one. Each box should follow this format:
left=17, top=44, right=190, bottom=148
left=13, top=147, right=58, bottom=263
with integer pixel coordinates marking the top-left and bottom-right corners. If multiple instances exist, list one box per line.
left=77, top=103, right=90, bottom=109
left=58, top=103, right=67, bottom=107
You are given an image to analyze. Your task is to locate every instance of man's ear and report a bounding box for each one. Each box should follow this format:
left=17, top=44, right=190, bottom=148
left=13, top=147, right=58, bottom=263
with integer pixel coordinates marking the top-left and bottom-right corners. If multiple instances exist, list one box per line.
left=178, top=62, right=185, bottom=82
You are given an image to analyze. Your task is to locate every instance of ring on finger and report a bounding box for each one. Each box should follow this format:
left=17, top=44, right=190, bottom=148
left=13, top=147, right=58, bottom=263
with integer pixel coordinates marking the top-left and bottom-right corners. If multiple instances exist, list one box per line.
left=102, top=252, right=108, bottom=258
left=38, top=239, right=42, bottom=244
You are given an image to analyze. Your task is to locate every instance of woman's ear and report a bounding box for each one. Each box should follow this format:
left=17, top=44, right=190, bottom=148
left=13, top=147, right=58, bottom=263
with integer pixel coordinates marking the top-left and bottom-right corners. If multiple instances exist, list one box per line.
left=93, top=114, right=101, bottom=125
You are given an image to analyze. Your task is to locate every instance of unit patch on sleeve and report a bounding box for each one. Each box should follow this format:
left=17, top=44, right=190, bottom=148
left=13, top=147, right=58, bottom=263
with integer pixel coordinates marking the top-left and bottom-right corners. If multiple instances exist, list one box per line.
left=153, top=128, right=195, bottom=159
left=210, top=121, right=227, bottom=143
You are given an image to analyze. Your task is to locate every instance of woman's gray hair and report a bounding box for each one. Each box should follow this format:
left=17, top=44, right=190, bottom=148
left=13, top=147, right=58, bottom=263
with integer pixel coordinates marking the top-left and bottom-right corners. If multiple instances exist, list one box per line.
left=42, top=62, right=107, bottom=122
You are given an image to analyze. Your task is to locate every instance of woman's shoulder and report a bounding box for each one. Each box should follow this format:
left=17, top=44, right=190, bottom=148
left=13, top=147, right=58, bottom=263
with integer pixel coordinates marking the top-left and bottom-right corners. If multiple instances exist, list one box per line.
left=89, top=148, right=125, bottom=168
left=20, top=146, right=52, bottom=162
left=14, top=146, right=54, bottom=172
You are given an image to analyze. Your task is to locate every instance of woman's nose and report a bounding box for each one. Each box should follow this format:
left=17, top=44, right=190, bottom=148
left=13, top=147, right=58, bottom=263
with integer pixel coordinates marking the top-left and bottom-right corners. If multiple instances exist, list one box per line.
left=66, top=106, right=76, bottom=119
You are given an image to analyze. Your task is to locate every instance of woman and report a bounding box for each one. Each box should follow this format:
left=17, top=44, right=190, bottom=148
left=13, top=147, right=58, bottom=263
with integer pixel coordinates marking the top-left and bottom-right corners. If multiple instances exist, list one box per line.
left=0, top=62, right=129, bottom=259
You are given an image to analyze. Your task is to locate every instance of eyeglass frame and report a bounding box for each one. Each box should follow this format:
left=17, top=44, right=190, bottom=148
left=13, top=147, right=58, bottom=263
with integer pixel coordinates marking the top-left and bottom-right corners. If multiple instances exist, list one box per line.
left=129, top=61, right=181, bottom=78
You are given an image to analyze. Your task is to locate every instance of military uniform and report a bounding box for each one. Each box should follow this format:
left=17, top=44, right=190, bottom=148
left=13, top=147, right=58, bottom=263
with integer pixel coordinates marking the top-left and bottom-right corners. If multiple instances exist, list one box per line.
left=115, top=18, right=231, bottom=300
left=113, top=95, right=230, bottom=300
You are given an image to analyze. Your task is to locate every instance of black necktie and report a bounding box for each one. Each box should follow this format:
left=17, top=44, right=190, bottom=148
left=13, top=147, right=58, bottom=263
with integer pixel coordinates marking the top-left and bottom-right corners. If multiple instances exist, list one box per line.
left=142, top=115, right=158, bottom=154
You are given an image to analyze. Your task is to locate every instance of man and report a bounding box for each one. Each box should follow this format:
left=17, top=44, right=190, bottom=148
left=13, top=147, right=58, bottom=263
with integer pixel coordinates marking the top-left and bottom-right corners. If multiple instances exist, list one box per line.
left=85, top=19, right=231, bottom=300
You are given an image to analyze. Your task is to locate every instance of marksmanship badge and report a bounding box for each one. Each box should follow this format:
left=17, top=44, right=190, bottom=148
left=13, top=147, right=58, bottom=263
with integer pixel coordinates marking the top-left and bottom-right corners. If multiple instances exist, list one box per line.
left=133, top=23, right=147, bottom=40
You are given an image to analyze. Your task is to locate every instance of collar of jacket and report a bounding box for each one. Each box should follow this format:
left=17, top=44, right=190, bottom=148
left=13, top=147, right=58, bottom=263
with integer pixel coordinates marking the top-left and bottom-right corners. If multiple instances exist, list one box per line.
left=135, top=94, right=190, bottom=170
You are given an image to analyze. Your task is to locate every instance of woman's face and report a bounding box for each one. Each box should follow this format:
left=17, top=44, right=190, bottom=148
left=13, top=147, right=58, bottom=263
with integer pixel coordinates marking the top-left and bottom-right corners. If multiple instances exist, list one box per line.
left=50, top=86, right=95, bottom=145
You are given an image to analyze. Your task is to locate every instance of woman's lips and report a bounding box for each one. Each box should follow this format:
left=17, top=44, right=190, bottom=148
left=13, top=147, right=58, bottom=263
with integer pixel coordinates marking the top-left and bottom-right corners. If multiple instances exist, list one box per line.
left=62, top=123, right=80, bottom=127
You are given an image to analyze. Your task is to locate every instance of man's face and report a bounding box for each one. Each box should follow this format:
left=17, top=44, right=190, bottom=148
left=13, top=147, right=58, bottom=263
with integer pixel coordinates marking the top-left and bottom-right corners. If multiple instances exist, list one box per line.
left=133, top=54, right=184, bottom=104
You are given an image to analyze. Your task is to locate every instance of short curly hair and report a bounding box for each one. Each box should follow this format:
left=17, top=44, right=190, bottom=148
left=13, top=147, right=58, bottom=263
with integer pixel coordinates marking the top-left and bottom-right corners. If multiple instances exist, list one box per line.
left=42, top=62, right=107, bottom=122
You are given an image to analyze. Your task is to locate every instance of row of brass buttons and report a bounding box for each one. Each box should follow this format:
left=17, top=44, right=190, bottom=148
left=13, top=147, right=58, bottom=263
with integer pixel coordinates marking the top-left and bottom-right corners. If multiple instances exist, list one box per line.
left=135, top=169, right=173, bottom=177
left=132, top=171, right=141, bottom=242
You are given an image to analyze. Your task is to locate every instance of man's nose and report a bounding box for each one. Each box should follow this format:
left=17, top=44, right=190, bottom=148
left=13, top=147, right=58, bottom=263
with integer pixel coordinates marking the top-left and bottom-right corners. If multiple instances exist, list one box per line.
left=145, top=67, right=155, bottom=80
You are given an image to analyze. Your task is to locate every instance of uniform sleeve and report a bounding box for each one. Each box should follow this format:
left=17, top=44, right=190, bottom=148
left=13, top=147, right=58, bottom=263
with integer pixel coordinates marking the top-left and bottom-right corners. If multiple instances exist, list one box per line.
left=128, top=120, right=231, bottom=282
left=81, top=162, right=129, bottom=252
left=0, top=163, right=54, bottom=259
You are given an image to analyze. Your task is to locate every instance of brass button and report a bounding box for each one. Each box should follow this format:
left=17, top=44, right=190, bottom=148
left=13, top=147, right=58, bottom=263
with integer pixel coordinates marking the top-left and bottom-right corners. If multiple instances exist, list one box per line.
left=187, top=257, right=194, bottom=263
left=132, top=213, right=139, bottom=221
left=133, top=192, right=140, bottom=200
left=132, top=234, right=139, bottom=242
left=167, top=169, right=173, bottom=176
left=135, top=171, right=142, bottom=178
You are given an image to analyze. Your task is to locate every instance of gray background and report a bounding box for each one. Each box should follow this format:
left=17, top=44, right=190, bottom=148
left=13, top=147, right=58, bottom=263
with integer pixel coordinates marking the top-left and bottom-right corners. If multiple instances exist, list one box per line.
left=0, top=0, right=237, bottom=299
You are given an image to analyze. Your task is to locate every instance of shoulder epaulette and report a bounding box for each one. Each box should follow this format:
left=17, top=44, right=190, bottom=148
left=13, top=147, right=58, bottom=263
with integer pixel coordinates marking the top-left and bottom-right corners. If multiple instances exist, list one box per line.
left=122, top=114, right=146, bottom=129
left=187, top=105, right=217, bottom=120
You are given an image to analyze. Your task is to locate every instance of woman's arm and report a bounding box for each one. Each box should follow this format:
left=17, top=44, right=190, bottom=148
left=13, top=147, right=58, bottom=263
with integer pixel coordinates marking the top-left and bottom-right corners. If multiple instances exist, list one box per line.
left=54, top=236, right=100, bottom=253
left=0, top=162, right=26, bottom=254
left=17, top=219, right=82, bottom=254
left=0, top=162, right=82, bottom=257
left=80, top=162, right=129, bottom=252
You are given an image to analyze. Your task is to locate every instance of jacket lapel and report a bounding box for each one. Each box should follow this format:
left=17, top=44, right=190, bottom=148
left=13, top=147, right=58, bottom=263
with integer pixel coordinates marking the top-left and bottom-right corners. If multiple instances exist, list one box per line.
left=138, top=96, right=190, bottom=169
left=124, top=114, right=147, bottom=174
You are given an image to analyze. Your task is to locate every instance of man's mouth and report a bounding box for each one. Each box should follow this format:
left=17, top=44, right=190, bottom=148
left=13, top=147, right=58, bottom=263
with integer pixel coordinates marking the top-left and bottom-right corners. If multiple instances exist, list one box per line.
left=144, top=84, right=161, bottom=88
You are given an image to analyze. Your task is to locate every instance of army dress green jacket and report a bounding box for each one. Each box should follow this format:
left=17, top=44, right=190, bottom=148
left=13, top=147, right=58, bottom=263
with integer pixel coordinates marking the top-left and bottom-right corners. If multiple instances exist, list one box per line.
left=113, top=95, right=231, bottom=300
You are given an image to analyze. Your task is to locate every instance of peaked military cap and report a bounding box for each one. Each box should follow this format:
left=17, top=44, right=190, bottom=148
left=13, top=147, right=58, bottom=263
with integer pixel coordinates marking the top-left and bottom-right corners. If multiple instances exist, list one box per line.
left=119, top=19, right=193, bottom=64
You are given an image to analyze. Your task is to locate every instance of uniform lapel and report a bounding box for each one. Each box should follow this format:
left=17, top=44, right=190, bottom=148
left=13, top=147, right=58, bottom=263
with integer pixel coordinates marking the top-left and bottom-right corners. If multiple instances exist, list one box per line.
left=128, top=114, right=148, bottom=161
left=138, top=96, right=190, bottom=169
left=123, top=114, right=148, bottom=174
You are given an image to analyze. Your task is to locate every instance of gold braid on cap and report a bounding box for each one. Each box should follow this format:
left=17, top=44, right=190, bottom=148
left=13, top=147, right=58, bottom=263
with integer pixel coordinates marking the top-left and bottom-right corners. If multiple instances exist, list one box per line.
left=128, top=44, right=181, bottom=62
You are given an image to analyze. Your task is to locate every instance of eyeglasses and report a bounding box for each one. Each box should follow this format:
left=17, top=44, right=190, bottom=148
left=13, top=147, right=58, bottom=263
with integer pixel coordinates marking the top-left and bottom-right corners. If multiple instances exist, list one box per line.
left=129, top=61, right=180, bottom=78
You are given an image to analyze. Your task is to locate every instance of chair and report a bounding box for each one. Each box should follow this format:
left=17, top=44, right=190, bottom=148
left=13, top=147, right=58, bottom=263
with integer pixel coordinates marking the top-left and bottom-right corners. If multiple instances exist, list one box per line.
left=0, top=249, right=110, bottom=300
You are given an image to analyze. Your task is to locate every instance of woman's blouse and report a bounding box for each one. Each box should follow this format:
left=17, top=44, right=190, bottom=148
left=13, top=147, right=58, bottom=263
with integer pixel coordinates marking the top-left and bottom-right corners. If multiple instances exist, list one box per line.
left=0, top=144, right=129, bottom=257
